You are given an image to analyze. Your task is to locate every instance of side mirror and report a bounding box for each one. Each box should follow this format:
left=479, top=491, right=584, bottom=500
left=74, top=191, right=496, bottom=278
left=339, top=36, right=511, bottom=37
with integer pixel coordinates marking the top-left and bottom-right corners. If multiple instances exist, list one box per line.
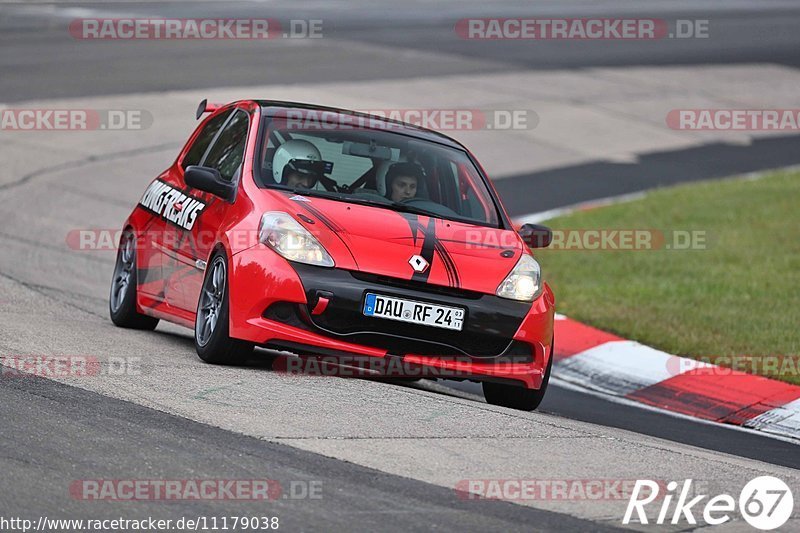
left=518, top=223, right=552, bottom=248
left=185, top=166, right=235, bottom=202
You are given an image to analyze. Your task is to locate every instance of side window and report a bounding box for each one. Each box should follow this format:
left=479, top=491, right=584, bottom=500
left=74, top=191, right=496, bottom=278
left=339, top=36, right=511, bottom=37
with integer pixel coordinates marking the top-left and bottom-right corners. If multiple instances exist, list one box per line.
left=182, top=111, right=231, bottom=170
left=203, top=110, right=249, bottom=182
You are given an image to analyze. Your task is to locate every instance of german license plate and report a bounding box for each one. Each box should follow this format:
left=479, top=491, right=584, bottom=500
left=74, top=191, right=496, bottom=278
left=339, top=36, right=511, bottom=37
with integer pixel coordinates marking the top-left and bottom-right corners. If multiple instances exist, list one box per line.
left=362, top=293, right=464, bottom=331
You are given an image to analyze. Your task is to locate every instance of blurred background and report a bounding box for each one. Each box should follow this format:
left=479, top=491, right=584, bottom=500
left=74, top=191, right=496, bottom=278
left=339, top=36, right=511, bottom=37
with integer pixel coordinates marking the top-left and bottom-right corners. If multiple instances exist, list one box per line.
left=3, top=0, right=800, bottom=208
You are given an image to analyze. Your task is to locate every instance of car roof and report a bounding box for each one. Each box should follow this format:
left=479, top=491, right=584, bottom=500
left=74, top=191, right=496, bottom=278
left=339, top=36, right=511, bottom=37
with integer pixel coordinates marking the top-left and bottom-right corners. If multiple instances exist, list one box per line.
left=254, top=100, right=467, bottom=151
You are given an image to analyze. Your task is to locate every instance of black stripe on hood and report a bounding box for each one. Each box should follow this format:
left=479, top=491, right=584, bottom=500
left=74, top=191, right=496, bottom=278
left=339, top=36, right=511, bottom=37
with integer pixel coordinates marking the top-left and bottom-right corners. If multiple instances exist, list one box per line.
left=411, top=216, right=436, bottom=284
left=433, top=239, right=460, bottom=288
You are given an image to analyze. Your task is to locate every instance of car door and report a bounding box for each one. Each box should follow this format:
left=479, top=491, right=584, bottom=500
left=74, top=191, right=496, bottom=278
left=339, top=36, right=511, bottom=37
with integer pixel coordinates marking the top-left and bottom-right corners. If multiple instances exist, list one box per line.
left=172, top=108, right=251, bottom=313
left=151, top=109, right=232, bottom=314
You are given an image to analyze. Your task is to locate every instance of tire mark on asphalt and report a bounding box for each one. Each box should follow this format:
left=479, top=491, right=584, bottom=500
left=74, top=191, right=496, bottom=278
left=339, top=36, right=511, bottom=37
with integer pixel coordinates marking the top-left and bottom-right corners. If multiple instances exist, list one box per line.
left=0, top=270, right=105, bottom=319
left=0, top=230, right=113, bottom=266
left=53, top=182, right=138, bottom=208
left=0, top=144, right=181, bottom=319
left=0, top=142, right=180, bottom=193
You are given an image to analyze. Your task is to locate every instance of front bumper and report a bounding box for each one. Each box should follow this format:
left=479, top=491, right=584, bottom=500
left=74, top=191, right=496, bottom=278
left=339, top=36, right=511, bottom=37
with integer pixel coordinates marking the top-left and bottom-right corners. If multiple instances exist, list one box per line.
left=229, top=246, right=555, bottom=389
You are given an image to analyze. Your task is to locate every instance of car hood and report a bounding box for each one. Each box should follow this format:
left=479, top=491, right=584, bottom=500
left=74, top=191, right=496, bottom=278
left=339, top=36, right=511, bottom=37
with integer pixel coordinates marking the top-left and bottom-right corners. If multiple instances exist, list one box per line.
left=272, top=192, right=524, bottom=295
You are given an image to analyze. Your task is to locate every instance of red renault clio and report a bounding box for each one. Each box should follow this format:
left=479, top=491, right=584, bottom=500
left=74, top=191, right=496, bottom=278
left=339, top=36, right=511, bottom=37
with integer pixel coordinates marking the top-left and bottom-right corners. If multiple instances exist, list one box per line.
left=110, top=100, right=555, bottom=410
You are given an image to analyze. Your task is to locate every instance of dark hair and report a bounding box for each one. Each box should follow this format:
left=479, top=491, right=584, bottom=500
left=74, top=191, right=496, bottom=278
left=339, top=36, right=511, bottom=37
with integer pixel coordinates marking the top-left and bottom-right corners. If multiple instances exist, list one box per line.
left=385, top=162, right=424, bottom=193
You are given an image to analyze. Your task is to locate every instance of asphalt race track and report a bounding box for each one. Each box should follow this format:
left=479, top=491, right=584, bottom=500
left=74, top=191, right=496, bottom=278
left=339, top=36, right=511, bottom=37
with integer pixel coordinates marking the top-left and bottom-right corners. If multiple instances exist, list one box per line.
left=4, top=0, right=800, bottom=102
left=1, top=1, right=799, bottom=530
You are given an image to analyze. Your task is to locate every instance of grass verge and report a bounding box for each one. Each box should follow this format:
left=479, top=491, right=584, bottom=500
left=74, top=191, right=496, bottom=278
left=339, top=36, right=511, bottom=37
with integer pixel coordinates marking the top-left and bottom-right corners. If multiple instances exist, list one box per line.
left=536, top=169, right=800, bottom=384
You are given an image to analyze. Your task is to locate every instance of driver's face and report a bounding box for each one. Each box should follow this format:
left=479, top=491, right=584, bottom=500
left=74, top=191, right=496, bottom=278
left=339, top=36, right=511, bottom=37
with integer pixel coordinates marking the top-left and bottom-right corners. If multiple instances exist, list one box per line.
left=390, top=175, right=417, bottom=202
left=285, top=172, right=313, bottom=189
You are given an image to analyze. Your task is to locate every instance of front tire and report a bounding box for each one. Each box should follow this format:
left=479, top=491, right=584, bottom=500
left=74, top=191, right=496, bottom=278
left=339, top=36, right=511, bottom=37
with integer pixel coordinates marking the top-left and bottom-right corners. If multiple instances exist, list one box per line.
left=109, top=230, right=159, bottom=330
left=482, top=341, right=553, bottom=411
left=194, top=252, right=254, bottom=365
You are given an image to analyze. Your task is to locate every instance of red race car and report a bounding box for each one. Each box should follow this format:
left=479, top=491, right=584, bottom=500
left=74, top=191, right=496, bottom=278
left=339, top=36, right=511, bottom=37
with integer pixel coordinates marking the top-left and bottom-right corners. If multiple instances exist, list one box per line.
left=110, top=100, right=555, bottom=410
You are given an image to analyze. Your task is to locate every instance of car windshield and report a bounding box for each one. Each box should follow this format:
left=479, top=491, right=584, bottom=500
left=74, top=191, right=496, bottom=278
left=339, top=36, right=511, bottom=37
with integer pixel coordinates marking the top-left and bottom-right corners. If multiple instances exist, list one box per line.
left=255, top=110, right=502, bottom=227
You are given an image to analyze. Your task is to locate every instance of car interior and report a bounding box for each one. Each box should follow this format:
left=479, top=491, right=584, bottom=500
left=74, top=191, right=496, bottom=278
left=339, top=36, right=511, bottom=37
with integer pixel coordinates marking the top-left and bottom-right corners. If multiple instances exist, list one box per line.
left=258, top=122, right=499, bottom=226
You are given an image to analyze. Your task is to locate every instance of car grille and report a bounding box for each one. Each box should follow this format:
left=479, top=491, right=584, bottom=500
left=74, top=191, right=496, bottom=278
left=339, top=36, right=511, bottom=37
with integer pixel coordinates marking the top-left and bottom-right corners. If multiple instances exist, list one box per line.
left=263, top=265, right=533, bottom=359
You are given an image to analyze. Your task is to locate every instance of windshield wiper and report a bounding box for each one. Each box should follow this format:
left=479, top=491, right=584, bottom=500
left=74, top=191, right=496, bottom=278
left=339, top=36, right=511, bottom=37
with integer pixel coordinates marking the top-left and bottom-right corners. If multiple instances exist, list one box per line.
left=383, top=201, right=444, bottom=219
left=265, top=184, right=308, bottom=194
left=266, top=185, right=342, bottom=199
left=323, top=193, right=443, bottom=219
left=267, top=185, right=466, bottom=223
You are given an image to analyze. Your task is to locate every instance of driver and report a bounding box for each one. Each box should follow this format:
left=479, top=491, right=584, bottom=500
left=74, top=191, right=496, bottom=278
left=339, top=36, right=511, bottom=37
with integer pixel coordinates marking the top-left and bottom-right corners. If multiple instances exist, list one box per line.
left=385, top=162, right=423, bottom=202
left=272, top=139, right=325, bottom=189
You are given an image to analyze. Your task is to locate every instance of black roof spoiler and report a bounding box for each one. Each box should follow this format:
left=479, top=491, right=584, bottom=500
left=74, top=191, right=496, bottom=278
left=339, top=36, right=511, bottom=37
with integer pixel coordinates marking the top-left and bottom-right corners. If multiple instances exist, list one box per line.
left=196, top=99, right=222, bottom=120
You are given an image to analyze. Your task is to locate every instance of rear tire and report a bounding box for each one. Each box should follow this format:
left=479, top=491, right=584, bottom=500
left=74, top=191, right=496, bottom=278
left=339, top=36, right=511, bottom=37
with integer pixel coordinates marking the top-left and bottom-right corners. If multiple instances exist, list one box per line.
left=483, top=341, right=553, bottom=411
left=109, top=230, right=159, bottom=330
left=194, top=251, right=254, bottom=365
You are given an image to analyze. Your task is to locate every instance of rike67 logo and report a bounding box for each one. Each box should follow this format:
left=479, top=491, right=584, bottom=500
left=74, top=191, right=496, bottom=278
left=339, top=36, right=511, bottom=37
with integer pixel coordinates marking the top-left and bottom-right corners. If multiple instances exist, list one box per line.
left=623, top=477, right=794, bottom=530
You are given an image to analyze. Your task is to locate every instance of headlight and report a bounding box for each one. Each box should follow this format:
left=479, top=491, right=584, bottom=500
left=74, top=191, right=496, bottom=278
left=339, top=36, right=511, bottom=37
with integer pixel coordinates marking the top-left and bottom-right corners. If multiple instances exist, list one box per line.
left=258, top=211, right=334, bottom=267
left=496, top=254, right=541, bottom=302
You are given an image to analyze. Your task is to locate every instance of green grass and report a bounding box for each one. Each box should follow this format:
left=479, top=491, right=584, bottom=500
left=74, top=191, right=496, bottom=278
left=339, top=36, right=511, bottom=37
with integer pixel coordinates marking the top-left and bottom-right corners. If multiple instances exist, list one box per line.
left=536, top=170, right=800, bottom=384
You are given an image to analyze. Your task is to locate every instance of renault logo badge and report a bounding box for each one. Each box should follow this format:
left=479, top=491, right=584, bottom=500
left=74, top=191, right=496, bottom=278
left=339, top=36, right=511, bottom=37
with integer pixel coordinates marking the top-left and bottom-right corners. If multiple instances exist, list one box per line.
left=409, top=255, right=429, bottom=273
